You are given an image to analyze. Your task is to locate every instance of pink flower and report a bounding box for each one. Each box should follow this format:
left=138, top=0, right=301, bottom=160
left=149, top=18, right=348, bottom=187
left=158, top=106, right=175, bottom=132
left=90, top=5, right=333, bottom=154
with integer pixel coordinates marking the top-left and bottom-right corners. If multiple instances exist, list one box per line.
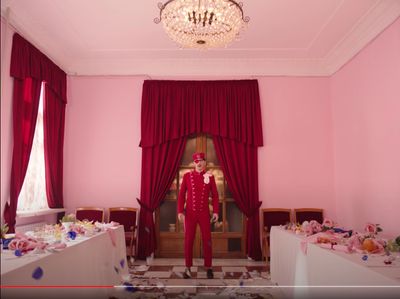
left=304, top=224, right=314, bottom=236
left=347, top=234, right=363, bottom=251
left=364, top=223, right=377, bottom=234
left=322, top=218, right=334, bottom=228
left=310, top=220, right=322, bottom=233
left=8, top=238, right=37, bottom=253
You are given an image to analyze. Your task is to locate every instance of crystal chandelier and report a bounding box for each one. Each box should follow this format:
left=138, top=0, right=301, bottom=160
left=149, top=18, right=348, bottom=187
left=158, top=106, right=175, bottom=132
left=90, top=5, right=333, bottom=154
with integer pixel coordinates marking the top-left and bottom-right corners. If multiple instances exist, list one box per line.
left=155, top=0, right=249, bottom=49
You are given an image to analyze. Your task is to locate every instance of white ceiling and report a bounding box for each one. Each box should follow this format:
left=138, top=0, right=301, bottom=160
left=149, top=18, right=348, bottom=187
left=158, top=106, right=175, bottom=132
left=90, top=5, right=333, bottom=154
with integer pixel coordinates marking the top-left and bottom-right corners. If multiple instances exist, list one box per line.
left=1, top=0, right=400, bottom=76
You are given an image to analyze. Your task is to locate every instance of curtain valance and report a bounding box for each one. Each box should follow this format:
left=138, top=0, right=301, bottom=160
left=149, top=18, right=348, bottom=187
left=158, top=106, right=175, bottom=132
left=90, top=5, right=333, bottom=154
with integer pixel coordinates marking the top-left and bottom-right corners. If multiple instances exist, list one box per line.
left=10, top=33, right=67, bottom=103
left=140, top=80, right=263, bottom=147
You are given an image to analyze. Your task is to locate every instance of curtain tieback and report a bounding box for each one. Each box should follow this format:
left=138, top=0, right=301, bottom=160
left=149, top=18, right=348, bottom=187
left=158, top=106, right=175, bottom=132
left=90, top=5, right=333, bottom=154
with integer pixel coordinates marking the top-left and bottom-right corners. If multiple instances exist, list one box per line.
left=136, top=198, right=154, bottom=213
left=245, top=201, right=262, bottom=218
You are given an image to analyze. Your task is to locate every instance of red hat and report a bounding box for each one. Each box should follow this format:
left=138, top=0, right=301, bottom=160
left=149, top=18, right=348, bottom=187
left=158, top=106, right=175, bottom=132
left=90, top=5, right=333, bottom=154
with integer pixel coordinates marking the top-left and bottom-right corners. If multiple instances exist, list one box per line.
left=192, top=152, right=205, bottom=162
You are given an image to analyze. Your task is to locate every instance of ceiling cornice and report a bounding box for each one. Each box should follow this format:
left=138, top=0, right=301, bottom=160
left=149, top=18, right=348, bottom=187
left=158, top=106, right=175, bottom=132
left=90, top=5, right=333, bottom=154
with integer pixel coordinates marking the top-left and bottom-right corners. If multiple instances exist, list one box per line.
left=2, top=1, right=399, bottom=77
left=324, top=0, right=400, bottom=75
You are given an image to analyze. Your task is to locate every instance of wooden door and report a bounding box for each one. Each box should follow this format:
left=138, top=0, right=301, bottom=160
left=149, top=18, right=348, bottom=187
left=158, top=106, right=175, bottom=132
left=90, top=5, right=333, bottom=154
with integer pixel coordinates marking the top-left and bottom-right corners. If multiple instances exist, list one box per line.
left=155, top=135, right=246, bottom=258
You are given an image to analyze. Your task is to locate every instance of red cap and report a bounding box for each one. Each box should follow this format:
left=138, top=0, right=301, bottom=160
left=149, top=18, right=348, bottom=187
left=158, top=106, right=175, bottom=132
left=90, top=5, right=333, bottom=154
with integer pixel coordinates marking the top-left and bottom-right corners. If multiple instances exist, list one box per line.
left=192, top=152, right=205, bottom=162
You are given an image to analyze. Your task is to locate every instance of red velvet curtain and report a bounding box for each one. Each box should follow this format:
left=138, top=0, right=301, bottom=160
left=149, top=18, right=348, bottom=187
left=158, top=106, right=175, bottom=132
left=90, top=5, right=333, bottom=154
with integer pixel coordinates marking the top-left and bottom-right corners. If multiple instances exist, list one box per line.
left=4, top=78, right=42, bottom=232
left=43, top=85, right=66, bottom=208
left=136, top=138, right=187, bottom=259
left=213, top=136, right=262, bottom=260
left=139, top=80, right=263, bottom=259
left=4, top=33, right=66, bottom=232
left=141, top=80, right=263, bottom=147
left=10, top=34, right=67, bottom=103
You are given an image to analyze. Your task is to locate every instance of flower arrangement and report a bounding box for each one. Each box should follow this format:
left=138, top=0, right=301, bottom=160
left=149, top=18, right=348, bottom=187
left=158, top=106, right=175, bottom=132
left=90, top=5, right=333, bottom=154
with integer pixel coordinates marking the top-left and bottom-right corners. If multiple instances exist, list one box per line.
left=322, top=218, right=335, bottom=230
left=364, top=223, right=383, bottom=236
left=342, top=223, right=385, bottom=254
left=386, top=236, right=400, bottom=252
left=61, top=213, right=76, bottom=223
left=302, top=220, right=323, bottom=236
left=1, top=223, right=9, bottom=239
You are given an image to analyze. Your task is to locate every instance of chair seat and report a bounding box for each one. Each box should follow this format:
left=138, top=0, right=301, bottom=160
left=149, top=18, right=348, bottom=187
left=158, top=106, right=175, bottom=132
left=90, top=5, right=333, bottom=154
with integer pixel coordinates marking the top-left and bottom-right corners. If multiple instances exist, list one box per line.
left=260, top=208, right=292, bottom=261
left=75, top=207, right=104, bottom=223
left=294, top=208, right=324, bottom=224
left=109, top=207, right=138, bottom=258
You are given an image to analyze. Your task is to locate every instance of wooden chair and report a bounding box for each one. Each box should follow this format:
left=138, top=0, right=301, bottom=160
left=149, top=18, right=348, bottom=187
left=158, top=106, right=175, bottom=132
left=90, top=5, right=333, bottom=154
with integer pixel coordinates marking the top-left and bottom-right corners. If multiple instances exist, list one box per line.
left=108, top=207, right=138, bottom=258
left=260, top=208, right=292, bottom=261
left=294, top=208, right=324, bottom=224
left=75, top=207, right=105, bottom=222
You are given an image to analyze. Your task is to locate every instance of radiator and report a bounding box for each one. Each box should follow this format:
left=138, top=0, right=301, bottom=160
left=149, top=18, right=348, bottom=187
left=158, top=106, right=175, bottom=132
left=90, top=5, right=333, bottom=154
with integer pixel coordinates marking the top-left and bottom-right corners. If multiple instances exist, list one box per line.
left=15, top=222, right=47, bottom=233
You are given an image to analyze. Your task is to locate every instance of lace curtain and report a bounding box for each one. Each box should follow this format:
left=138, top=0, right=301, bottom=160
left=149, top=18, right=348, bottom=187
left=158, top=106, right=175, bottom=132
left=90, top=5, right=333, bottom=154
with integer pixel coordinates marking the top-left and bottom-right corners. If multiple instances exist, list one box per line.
left=17, top=83, right=49, bottom=212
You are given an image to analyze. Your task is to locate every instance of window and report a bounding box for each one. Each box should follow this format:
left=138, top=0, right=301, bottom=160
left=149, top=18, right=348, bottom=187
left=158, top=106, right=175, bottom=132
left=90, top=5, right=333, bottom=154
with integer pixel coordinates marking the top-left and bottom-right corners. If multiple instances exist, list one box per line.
left=17, top=83, right=49, bottom=212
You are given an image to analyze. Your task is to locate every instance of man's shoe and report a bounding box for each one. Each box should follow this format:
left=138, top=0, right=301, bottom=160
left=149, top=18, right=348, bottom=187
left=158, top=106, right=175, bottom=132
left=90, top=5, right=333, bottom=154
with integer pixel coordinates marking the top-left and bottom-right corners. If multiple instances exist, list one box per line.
left=183, top=268, right=192, bottom=279
left=207, top=268, right=214, bottom=279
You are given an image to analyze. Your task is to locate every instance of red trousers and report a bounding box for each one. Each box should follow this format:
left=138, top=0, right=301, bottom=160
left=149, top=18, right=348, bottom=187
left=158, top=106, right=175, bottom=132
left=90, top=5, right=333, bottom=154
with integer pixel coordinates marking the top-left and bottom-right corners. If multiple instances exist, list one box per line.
left=184, top=211, right=212, bottom=267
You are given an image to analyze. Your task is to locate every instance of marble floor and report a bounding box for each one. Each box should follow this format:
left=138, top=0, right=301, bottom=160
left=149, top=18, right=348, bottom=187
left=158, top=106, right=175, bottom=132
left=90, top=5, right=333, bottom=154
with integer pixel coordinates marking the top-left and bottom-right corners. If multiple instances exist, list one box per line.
left=110, top=258, right=286, bottom=299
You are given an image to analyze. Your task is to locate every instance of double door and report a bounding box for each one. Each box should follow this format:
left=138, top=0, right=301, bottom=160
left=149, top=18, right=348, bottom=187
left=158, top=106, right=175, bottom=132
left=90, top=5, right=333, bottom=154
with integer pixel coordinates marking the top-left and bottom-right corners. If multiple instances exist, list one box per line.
left=155, top=135, right=245, bottom=258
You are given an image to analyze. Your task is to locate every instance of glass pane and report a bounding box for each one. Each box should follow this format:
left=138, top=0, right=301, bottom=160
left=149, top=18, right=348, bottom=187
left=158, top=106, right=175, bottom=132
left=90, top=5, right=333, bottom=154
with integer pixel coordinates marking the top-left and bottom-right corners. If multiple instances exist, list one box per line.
left=209, top=169, right=224, bottom=198
left=206, top=137, right=219, bottom=166
left=228, top=238, right=241, bottom=251
left=181, top=137, right=196, bottom=166
left=225, top=180, right=233, bottom=198
left=211, top=202, right=223, bottom=232
left=226, top=202, right=242, bottom=232
left=165, top=177, right=177, bottom=199
left=159, top=201, right=177, bottom=232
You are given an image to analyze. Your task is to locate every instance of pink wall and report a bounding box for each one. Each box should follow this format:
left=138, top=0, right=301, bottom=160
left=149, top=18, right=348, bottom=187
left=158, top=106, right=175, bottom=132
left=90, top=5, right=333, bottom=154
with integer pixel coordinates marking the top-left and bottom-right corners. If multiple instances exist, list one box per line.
left=64, top=76, right=143, bottom=219
left=331, top=18, right=400, bottom=236
left=258, top=77, right=335, bottom=219
left=65, top=75, right=335, bottom=221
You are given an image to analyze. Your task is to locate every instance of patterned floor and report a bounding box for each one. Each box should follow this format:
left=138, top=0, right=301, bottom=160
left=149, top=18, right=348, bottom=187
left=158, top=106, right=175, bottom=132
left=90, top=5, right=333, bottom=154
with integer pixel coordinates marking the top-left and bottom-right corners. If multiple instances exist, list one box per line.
left=111, top=258, right=284, bottom=299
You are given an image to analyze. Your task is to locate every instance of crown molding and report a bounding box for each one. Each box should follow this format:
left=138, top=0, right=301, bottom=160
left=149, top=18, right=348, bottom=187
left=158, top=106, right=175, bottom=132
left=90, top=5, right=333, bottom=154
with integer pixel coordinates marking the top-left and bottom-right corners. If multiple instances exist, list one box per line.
left=324, top=0, right=400, bottom=75
left=65, top=58, right=329, bottom=77
left=2, top=1, right=399, bottom=77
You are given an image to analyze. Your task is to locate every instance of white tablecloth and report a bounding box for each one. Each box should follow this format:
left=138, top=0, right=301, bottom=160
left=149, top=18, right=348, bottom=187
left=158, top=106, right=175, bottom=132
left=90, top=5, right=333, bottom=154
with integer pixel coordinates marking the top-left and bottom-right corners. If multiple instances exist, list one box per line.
left=1, top=226, right=128, bottom=299
left=270, top=226, right=400, bottom=299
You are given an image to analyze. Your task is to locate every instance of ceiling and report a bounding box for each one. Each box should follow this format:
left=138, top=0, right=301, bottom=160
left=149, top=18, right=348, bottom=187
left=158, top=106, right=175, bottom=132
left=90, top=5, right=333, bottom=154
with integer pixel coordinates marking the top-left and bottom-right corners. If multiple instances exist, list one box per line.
left=1, top=0, right=400, bottom=76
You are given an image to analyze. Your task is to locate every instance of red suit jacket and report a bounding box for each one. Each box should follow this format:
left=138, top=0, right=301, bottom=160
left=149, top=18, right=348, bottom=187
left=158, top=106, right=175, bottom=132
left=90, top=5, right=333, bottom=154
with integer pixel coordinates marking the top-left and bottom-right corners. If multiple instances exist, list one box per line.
left=178, top=170, right=219, bottom=215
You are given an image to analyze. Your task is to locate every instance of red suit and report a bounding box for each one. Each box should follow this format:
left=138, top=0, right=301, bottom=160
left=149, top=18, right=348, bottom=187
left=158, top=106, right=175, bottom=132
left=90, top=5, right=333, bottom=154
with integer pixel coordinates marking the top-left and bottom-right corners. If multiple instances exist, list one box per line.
left=178, top=170, right=219, bottom=268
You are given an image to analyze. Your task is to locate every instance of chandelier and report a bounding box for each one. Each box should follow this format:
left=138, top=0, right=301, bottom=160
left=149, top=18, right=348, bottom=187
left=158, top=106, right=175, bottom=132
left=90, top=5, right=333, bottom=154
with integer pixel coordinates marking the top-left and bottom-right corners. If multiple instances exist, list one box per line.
left=155, top=0, right=249, bottom=49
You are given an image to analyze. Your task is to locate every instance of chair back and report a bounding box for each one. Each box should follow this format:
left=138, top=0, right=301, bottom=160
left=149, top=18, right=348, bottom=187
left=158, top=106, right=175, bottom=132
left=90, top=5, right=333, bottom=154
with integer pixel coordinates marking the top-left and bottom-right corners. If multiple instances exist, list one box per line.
left=261, top=208, right=292, bottom=232
left=108, top=207, right=138, bottom=233
left=294, top=208, right=323, bottom=224
left=76, top=207, right=104, bottom=222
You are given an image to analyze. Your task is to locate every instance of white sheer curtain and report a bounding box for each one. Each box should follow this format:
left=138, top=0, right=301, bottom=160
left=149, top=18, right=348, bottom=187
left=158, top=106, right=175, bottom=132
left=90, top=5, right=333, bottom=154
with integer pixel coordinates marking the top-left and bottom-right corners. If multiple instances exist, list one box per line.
left=17, top=83, right=49, bottom=212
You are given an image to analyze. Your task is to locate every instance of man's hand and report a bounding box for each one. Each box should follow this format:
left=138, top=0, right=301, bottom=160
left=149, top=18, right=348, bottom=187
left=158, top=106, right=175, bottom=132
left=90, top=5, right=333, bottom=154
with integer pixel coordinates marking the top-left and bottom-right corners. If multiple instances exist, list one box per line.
left=211, top=213, right=218, bottom=223
left=178, top=213, right=185, bottom=223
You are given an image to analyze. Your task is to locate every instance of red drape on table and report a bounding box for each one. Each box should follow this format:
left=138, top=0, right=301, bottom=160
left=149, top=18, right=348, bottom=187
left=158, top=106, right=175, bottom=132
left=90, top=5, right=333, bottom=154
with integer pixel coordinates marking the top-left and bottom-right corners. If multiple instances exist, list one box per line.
left=43, top=85, right=66, bottom=208
left=213, top=136, right=262, bottom=260
left=138, top=80, right=263, bottom=259
left=4, top=78, right=42, bottom=232
left=4, top=33, right=66, bottom=232
left=136, top=138, right=187, bottom=259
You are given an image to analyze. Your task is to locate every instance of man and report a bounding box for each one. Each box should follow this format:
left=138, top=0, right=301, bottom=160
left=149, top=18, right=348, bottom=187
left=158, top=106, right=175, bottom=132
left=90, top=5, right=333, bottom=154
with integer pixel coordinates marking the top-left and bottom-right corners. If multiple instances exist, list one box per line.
left=178, top=152, right=219, bottom=279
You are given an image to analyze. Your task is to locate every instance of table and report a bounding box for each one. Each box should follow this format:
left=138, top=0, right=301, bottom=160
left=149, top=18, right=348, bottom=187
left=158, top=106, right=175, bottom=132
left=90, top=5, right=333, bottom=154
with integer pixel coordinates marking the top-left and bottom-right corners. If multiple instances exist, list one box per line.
left=1, top=226, right=128, bottom=299
left=270, top=226, right=400, bottom=299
